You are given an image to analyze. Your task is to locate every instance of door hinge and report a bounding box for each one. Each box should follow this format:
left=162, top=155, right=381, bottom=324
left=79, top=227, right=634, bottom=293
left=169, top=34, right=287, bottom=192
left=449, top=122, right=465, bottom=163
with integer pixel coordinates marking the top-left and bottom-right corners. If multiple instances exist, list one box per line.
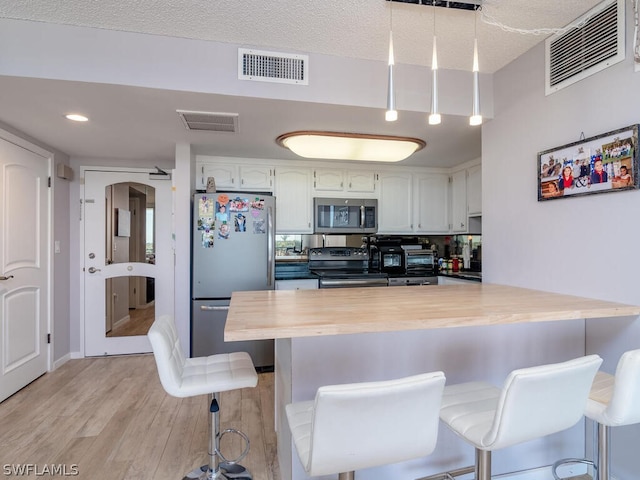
left=47, top=333, right=51, bottom=344
left=48, top=177, right=51, bottom=187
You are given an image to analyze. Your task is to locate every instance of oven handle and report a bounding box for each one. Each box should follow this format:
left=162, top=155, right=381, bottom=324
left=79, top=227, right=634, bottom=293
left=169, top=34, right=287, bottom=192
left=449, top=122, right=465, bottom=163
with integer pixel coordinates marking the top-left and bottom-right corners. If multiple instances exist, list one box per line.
left=320, top=278, right=388, bottom=288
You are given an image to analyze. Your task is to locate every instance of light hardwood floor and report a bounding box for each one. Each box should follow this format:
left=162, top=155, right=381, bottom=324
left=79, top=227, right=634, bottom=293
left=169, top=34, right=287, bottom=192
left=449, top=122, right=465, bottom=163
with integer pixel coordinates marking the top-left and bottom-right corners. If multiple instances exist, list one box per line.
left=0, top=356, right=594, bottom=480
left=0, top=355, right=278, bottom=480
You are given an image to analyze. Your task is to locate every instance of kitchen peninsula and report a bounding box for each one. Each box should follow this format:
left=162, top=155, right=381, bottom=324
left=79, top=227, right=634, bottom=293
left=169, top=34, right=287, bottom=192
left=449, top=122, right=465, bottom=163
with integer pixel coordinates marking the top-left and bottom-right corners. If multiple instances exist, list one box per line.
left=225, top=284, right=640, bottom=480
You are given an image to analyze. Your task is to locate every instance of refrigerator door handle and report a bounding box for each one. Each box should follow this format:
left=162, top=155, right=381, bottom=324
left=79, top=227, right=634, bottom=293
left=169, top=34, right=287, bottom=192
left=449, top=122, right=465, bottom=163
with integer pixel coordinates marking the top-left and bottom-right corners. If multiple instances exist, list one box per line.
left=199, top=305, right=230, bottom=311
left=267, top=205, right=274, bottom=287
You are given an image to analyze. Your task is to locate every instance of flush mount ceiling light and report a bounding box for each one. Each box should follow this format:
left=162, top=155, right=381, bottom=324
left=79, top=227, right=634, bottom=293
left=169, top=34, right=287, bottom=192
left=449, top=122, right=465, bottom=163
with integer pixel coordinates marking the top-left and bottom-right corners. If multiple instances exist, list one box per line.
left=276, top=131, right=426, bottom=162
left=65, top=113, right=89, bottom=122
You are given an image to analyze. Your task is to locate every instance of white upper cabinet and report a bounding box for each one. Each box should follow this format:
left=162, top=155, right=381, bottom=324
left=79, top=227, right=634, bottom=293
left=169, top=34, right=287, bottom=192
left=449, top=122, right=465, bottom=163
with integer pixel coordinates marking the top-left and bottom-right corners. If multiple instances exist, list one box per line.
left=198, top=163, right=238, bottom=190
left=414, top=173, right=450, bottom=233
left=239, top=165, right=273, bottom=190
left=451, top=169, right=467, bottom=233
left=274, top=167, right=313, bottom=233
left=377, top=172, right=413, bottom=233
left=196, top=162, right=273, bottom=191
left=467, top=164, right=482, bottom=216
left=346, top=171, right=376, bottom=193
left=313, top=169, right=344, bottom=191
left=313, top=169, right=376, bottom=194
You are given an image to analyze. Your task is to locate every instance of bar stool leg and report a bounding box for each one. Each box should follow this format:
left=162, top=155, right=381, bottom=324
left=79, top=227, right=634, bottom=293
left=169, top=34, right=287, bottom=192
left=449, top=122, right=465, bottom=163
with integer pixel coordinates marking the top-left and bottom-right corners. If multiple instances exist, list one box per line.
left=596, top=423, right=610, bottom=480
left=476, top=449, right=491, bottom=480
left=338, top=472, right=354, bottom=480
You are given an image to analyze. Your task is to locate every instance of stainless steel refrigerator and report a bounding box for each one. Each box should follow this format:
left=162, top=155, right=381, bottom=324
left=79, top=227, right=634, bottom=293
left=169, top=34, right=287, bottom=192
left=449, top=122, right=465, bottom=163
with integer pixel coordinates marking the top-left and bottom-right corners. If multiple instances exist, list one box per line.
left=191, top=192, right=275, bottom=368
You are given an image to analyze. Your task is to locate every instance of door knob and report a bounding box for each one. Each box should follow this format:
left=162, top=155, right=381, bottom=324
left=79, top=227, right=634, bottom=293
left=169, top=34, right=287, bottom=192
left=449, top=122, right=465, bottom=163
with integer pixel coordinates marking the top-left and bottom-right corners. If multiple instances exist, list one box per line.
left=0, top=275, right=14, bottom=281
left=88, top=267, right=101, bottom=273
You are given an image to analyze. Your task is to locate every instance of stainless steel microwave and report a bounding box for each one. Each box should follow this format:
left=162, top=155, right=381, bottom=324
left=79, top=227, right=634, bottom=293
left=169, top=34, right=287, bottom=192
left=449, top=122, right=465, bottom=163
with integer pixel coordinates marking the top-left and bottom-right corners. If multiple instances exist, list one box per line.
left=313, top=198, right=378, bottom=234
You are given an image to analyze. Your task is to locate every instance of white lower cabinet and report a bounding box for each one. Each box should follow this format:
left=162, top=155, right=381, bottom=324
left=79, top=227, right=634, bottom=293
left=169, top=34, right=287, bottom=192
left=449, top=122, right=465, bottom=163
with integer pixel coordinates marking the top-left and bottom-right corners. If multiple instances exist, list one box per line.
left=275, top=279, right=319, bottom=290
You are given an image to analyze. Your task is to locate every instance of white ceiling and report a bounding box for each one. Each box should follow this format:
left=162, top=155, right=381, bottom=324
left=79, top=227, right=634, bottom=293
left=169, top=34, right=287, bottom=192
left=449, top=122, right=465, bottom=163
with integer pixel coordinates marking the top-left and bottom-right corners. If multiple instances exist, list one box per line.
left=0, top=0, right=603, bottom=168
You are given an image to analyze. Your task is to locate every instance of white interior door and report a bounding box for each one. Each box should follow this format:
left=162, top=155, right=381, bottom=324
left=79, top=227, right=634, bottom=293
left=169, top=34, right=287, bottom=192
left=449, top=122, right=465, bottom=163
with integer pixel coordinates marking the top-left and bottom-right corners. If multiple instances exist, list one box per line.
left=0, top=137, right=50, bottom=403
left=83, top=168, right=173, bottom=356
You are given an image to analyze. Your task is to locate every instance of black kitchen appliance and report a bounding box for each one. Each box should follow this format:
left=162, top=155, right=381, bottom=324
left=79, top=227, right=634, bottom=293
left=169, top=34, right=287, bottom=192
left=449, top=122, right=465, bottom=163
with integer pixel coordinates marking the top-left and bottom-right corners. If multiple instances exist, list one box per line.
left=308, top=246, right=388, bottom=288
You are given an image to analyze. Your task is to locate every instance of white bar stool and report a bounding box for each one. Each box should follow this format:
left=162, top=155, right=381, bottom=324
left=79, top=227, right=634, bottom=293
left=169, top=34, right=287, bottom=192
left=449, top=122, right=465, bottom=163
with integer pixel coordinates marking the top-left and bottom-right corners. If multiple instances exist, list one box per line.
left=286, top=371, right=446, bottom=480
left=553, top=349, right=640, bottom=480
left=427, top=355, right=602, bottom=480
left=148, top=315, right=258, bottom=480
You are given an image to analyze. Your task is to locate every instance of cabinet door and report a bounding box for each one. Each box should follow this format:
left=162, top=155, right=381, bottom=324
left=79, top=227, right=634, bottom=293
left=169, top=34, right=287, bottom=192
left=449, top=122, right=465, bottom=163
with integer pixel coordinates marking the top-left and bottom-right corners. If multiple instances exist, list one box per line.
left=275, top=167, right=312, bottom=233
left=467, top=165, right=482, bottom=216
left=377, top=172, right=413, bottom=233
left=313, top=168, right=344, bottom=192
left=414, top=174, right=450, bottom=233
left=346, top=171, right=376, bottom=193
left=240, top=165, right=273, bottom=191
left=451, top=170, right=467, bottom=233
left=200, top=164, right=238, bottom=190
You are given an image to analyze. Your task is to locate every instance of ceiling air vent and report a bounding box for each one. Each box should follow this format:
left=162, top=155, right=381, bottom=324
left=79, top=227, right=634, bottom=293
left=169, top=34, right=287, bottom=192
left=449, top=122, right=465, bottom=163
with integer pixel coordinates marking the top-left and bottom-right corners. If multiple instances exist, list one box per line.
left=238, top=48, right=309, bottom=85
left=545, top=0, right=624, bottom=95
left=177, top=110, right=238, bottom=133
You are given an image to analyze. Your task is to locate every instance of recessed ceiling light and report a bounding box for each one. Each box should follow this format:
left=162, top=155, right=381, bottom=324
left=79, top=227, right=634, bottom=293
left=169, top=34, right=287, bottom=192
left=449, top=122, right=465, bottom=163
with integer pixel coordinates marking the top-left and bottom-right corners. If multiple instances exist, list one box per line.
left=65, top=114, right=89, bottom=122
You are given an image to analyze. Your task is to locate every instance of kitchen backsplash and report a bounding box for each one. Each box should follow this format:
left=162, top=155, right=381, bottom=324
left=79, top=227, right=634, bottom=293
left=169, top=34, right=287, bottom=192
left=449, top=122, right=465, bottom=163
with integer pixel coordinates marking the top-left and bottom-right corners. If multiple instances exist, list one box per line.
left=276, top=234, right=481, bottom=260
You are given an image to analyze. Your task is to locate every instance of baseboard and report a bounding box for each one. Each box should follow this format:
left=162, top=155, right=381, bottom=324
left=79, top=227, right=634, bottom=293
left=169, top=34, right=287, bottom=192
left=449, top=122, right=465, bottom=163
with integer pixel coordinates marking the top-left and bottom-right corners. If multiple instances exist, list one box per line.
left=52, top=353, right=71, bottom=370
left=70, top=351, right=84, bottom=360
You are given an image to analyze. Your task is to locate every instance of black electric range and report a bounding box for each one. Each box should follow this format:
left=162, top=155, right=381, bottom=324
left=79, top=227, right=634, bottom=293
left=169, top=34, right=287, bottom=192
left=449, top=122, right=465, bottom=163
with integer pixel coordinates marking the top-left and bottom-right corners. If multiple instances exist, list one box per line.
left=308, top=247, right=388, bottom=288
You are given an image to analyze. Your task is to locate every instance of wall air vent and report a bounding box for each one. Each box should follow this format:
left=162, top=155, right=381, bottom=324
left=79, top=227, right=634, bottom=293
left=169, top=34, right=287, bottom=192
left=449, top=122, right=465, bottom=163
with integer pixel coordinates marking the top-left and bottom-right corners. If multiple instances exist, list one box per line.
left=545, top=0, right=624, bottom=95
left=176, top=110, right=238, bottom=133
left=239, top=48, right=309, bottom=85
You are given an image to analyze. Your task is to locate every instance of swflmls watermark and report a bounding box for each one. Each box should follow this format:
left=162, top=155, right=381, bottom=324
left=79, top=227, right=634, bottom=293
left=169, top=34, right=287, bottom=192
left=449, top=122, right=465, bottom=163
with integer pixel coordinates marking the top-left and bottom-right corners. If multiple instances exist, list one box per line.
left=3, top=464, right=79, bottom=476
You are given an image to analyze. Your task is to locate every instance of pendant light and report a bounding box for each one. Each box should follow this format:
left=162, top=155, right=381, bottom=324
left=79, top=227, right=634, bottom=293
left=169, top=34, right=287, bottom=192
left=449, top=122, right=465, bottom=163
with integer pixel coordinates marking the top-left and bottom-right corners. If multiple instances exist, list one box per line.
left=428, top=1, right=441, bottom=125
left=470, top=7, right=483, bottom=126
left=385, top=2, right=398, bottom=122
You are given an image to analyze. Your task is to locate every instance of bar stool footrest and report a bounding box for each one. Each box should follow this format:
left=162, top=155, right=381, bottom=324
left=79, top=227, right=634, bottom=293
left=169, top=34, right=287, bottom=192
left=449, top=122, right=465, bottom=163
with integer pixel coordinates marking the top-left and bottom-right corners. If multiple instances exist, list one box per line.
left=181, top=463, right=253, bottom=480
left=552, top=458, right=595, bottom=480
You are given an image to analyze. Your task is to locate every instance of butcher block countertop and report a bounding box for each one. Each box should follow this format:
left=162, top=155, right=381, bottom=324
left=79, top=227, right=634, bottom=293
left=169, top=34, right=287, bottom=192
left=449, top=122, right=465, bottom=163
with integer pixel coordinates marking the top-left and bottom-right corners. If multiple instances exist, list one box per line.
left=225, top=284, right=640, bottom=341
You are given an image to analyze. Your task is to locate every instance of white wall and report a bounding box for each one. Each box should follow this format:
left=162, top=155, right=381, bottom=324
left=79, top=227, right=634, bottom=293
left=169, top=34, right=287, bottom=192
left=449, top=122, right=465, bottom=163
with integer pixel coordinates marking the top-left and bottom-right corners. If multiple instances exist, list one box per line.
left=0, top=17, right=492, bottom=119
left=483, top=3, right=640, bottom=477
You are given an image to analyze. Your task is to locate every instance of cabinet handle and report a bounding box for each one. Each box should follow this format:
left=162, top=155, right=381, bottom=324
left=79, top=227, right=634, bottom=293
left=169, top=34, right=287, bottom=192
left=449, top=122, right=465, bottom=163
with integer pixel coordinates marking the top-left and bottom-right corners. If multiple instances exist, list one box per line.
left=200, top=305, right=229, bottom=311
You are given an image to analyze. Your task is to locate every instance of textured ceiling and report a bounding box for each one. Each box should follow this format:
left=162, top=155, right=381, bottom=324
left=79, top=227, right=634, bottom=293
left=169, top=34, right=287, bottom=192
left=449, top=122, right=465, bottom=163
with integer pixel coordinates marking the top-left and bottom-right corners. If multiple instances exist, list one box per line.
left=0, top=0, right=606, bottom=167
left=0, top=0, right=603, bottom=73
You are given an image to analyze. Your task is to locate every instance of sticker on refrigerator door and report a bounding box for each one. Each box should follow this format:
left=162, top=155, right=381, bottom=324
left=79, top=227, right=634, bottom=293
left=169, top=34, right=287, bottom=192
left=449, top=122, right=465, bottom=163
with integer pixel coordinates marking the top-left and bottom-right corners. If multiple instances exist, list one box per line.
left=197, top=216, right=214, bottom=231
left=229, top=197, right=249, bottom=212
left=250, top=198, right=265, bottom=210
left=253, top=218, right=266, bottom=234
left=199, top=196, right=214, bottom=217
left=215, top=201, right=229, bottom=223
left=234, top=213, right=247, bottom=232
left=202, top=230, right=215, bottom=248
left=218, top=222, right=231, bottom=239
